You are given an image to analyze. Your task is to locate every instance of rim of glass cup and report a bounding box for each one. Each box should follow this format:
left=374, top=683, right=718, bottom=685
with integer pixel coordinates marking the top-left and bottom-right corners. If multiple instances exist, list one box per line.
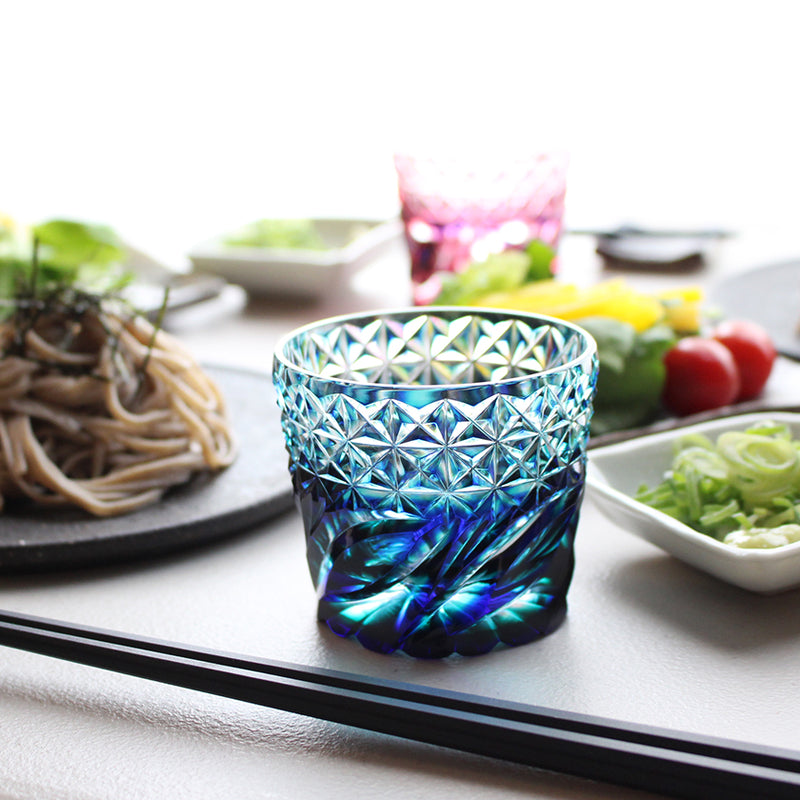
left=273, top=307, right=597, bottom=390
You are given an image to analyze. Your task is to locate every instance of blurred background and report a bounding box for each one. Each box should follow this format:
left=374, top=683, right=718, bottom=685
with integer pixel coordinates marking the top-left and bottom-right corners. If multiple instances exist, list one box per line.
left=3, top=0, right=799, bottom=269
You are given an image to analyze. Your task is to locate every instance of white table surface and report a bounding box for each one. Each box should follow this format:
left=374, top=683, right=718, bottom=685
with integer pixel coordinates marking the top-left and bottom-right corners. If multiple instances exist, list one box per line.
left=2, top=235, right=800, bottom=800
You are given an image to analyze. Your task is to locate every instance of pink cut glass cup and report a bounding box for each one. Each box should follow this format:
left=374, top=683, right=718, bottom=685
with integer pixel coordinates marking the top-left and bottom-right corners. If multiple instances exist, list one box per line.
left=394, top=151, right=568, bottom=305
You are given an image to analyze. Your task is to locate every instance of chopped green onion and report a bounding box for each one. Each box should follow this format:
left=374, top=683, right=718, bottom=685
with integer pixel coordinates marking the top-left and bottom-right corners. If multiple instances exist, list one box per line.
left=634, top=422, right=800, bottom=547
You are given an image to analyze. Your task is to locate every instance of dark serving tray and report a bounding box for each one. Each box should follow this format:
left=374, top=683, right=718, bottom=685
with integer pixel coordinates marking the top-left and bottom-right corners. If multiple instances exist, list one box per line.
left=708, top=259, right=800, bottom=360
left=0, top=365, right=295, bottom=572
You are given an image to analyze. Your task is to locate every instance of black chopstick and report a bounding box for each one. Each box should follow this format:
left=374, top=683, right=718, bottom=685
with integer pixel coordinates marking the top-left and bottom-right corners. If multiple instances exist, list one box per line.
left=0, top=609, right=798, bottom=799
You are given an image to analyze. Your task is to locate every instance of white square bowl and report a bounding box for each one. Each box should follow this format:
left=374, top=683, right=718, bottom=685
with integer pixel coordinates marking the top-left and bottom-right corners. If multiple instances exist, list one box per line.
left=188, top=218, right=403, bottom=297
left=586, top=412, right=800, bottom=594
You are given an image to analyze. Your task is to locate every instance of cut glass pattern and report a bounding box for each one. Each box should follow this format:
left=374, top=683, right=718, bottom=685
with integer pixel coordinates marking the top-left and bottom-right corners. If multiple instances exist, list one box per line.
left=274, top=310, right=597, bottom=657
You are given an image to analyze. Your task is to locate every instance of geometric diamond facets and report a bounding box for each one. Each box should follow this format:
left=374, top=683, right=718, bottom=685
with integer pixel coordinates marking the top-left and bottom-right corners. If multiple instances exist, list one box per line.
left=274, top=309, right=598, bottom=658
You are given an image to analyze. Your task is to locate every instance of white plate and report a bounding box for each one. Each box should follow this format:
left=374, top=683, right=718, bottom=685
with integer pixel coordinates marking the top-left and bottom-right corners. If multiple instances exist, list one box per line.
left=586, top=412, right=800, bottom=593
left=188, top=218, right=403, bottom=297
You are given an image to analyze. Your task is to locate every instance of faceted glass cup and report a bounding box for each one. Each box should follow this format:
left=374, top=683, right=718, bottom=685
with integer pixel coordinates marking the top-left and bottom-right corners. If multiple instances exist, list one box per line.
left=273, top=309, right=597, bottom=658
left=394, top=152, right=568, bottom=304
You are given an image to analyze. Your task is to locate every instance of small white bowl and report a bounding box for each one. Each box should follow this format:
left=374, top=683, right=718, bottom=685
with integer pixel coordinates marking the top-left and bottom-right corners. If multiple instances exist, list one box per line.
left=587, top=412, right=800, bottom=594
left=188, top=218, right=402, bottom=297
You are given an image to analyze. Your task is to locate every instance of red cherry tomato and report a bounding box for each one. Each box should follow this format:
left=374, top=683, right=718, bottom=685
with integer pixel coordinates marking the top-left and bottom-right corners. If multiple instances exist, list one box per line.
left=662, top=338, right=741, bottom=416
left=712, top=319, right=776, bottom=401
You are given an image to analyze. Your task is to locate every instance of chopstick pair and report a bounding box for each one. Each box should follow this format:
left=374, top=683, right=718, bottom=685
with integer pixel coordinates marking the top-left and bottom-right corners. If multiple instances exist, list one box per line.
left=0, top=609, right=798, bottom=800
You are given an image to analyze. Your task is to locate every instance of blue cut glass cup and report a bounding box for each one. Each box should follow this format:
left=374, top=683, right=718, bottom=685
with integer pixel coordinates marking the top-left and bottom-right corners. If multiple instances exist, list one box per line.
left=273, top=308, right=598, bottom=658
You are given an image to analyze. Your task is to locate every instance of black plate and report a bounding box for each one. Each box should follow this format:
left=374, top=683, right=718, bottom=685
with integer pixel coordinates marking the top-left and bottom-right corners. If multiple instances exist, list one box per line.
left=0, top=365, right=295, bottom=572
left=708, top=260, right=800, bottom=360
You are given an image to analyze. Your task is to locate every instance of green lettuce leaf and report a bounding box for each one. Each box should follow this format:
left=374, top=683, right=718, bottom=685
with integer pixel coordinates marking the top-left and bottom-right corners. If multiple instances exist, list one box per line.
left=0, top=219, right=131, bottom=316
left=579, top=317, right=676, bottom=435
left=434, top=240, right=556, bottom=305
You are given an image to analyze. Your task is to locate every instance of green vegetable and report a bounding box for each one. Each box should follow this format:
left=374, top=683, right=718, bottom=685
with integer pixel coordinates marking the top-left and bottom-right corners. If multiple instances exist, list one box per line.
left=0, top=219, right=130, bottom=318
left=224, top=218, right=326, bottom=250
left=578, top=317, right=676, bottom=435
left=0, top=218, right=14, bottom=245
left=634, top=421, right=800, bottom=547
left=525, top=239, right=557, bottom=281
left=0, top=218, right=165, bottom=392
left=34, top=220, right=124, bottom=270
left=434, top=239, right=556, bottom=305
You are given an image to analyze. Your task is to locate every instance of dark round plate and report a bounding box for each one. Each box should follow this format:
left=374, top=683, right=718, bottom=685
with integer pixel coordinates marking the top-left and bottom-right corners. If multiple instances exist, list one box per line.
left=708, top=260, right=800, bottom=360
left=0, top=365, right=295, bottom=572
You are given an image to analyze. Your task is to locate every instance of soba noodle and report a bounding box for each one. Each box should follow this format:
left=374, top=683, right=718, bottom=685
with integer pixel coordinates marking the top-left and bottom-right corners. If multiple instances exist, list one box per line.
left=0, top=302, right=236, bottom=516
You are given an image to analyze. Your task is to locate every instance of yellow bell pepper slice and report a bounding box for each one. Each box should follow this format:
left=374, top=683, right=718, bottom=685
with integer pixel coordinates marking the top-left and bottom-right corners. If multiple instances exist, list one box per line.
left=477, top=278, right=665, bottom=332
left=479, top=279, right=579, bottom=309
left=656, top=286, right=704, bottom=334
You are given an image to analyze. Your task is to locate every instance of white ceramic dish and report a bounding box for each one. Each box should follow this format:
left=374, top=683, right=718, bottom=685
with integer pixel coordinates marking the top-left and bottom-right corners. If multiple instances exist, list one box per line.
left=188, top=218, right=403, bottom=297
left=587, top=412, right=800, bottom=594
